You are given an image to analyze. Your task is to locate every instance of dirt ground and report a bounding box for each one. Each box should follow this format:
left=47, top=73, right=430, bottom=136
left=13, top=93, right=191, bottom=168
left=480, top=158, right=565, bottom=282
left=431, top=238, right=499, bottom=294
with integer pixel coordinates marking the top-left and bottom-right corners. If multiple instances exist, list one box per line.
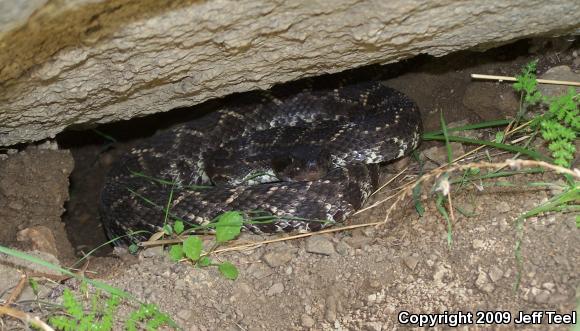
left=0, top=38, right=579, bottom=330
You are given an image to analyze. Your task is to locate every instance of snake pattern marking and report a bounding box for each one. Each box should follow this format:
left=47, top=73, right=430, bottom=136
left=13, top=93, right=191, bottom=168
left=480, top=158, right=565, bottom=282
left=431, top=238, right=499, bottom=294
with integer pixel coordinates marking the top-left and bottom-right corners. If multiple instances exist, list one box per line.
left=100, top=81, right=422, bottom=242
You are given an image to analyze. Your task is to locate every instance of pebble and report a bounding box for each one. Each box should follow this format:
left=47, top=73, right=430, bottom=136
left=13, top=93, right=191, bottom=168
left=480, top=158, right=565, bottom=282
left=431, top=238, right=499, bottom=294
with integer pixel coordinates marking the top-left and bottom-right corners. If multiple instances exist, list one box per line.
left=472, top=239, right=485, bottom=249
left=306, top=236, right=336, bottom=256
left=266, top=283, right=284, bottom=296
left=262, top=248, right=296, bottom=267
left=548, top=293, right=569, bottom=305
left=140, top=246, right=164, bottom=258
left=16, top=226, right=58, bottom=256
left=533, top=290, right=550, bottom=304
left=542, top=282, right=555, bottom=292
left=422, top=145, right=463, bottom=165
left=475, top=270, right=494, bottom=293
left=301, top=314, right=315, bottom=328
left=247, top=263, right=273, bottom=280
left=402, top=255, right=419, bottom=271
left=335, top=241, right=351, bottom=256
left=496, top=201, right=511, bottom=213
left=177, top=309, right=193, bottom=322
left=364, top=321, right=383, bottom=331
left=488, top=266, right=504, bottom=282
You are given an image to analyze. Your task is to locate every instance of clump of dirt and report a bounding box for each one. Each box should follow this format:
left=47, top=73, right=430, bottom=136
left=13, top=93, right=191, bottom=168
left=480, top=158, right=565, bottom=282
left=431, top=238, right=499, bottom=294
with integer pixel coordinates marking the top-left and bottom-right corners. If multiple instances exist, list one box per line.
left=0, top=146, right=76, bottom=263
left=1, top=37, right=578, bottom=330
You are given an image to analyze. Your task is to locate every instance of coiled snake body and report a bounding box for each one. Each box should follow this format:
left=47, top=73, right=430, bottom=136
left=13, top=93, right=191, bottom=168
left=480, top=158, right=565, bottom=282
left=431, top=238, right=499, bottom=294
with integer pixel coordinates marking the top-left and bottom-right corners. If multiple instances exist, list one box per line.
left=100, top=81, right=422, bottom=241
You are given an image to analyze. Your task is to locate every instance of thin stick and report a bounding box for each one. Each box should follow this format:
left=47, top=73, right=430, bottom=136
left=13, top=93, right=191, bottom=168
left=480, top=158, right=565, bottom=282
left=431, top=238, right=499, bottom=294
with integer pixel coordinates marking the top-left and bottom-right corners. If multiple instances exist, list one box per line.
left=4, top=273, right=27, bottom=306
left=471, top=74, right=580, bottom=87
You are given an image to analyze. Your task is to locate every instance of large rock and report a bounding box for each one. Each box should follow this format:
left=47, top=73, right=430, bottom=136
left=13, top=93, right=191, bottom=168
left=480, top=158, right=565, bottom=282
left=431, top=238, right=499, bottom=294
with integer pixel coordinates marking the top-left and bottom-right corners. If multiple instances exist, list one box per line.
left=0, top=0, right=579, bottom=146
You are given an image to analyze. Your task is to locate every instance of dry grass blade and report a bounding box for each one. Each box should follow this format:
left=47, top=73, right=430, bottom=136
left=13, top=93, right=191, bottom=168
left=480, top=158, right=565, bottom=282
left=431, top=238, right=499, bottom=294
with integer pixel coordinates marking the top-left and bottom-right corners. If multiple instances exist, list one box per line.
left=211, top=160, right=577, bottom=255
left=3, top=273, right=27, bottom=306
left=0, top=305, right=54, bottom=331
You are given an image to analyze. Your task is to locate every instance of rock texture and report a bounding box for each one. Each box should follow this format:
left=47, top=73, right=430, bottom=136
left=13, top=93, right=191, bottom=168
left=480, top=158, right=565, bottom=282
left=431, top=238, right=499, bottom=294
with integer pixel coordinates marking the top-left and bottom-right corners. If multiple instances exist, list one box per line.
left=1, top=0, right=579, bottom=146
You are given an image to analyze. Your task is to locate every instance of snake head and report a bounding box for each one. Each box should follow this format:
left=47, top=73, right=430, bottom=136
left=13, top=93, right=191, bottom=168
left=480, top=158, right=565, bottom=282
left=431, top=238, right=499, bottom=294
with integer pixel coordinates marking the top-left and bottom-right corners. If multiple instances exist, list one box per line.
left=271, top=146, right=332, bottom=182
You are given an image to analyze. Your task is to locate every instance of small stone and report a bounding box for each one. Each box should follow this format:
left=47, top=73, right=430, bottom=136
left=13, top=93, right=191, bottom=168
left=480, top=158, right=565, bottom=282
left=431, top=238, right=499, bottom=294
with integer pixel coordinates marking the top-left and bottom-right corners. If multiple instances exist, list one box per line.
left=488, top=266, right=504, bottom=282
left=548, top=293, right=569, bottom=304
left=402, top=255, right=419, bottom=271
left=472, top=239, right=485, bottom=249
left=305, top=236, right=336, bottom=256
left=16, top=226, right=58, bottom=256
left=422, top=143, right=465, bottom=165
left=364, top=321, right=383, bottom=331
left=247, top=263, right=273, bottom=280
left=542, top=282, right=555, bottom=291
left=335, top=241, right=351, bottom=256
left=475, top=270, right=494, bottom=293
left=534, top=290, right=550, bottom=304
left=496, top=201, right=510, bottom=213
left=177, top=309, right=192, bottom=321
left=498, top=218, right=510, bottom=232
left=231, top=282, right=252, bottom=299
left=301, top=314, right=315, bottom=328
left=369, top=279, right=381, bottom=288
left=367, top=293, right=377, bottom=304
left=266, top=283, right=284, bottom=296
left=343, top=235, right=372, bottom=249
left=140, top=246, right=164, bottom=258
left=262, top=248, right=296, bottom=268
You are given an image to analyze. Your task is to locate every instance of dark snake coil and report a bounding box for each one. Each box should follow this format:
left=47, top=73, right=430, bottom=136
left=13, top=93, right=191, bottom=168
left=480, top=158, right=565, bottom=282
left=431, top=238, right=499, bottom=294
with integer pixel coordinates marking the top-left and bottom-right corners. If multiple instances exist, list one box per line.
left=100, top=81, right=422, bottom=242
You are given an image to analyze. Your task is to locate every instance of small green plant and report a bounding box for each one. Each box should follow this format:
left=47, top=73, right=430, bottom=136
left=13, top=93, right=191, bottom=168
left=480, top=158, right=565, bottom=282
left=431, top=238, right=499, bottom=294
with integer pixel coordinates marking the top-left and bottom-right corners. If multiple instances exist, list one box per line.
left=49, top=287, right=120, bottom=331
left=513, top=60, right=579, bottom=167
left=165, top=211, right=242, bottom=280
left=0, top=245, right=177, bottom=330
left=125, top=303, right=173, bottom=331
left=47, top=286, right=174, bottom=331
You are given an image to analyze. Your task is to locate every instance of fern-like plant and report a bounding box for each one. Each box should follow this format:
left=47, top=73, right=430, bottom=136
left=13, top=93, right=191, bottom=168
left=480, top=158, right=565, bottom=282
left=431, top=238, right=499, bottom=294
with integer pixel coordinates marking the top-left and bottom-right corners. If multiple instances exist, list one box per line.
left=513, top=61, right=579, bottom=167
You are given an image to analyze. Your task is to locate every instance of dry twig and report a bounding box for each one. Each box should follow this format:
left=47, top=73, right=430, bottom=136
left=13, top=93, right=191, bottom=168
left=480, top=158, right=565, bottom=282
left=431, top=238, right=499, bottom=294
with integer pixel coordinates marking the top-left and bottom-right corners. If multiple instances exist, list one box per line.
left=471, top=74, right=580, bottom=86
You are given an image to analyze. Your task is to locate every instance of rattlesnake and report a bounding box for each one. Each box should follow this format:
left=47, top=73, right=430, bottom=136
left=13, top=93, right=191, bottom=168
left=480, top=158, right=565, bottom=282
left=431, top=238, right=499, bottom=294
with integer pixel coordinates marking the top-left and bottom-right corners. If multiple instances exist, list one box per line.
left=100, top=81, right=422, bottom=242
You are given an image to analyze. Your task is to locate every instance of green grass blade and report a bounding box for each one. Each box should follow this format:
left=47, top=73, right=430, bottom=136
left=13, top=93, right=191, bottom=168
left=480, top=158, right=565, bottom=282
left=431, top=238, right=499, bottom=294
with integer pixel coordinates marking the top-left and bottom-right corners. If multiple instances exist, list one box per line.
left=423, top=134, right=550, bottom=161
left=0, top=245, right=132, bottom=299
left=440, top=112, right=453, bottom=164
left=423, top=119, right=511, bottom=137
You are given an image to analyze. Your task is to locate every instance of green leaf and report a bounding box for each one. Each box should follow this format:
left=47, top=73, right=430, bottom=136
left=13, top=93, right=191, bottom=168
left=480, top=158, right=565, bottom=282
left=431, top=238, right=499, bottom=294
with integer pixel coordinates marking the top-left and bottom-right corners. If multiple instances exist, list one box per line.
left=173, top=220, right=184, bottom=235
left=412, top=183, right=424, bottom=217
left=163, top=224, right=172, bottom=235
left=168, top=244, right=184, bottom=262
left=128, top=244, right=139, bottom=255
left=218, top=262, right=239, bottom=280
left=29, top=278, right=39, bottom=296
left=467, top=167, right=480, bottom=176
left=182, top=236, right=203, bottom=260
left=198, top=256, right=212, bottom=267
left=494, top=131, right=505, bottom=143
left=215, top=211, right=243, bottom=243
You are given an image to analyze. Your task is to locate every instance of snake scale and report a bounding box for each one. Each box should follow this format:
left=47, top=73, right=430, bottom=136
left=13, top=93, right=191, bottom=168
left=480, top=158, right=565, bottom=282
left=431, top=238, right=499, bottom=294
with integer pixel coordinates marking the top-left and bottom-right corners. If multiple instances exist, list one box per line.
left=100, top=81, right=422, bottom=242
